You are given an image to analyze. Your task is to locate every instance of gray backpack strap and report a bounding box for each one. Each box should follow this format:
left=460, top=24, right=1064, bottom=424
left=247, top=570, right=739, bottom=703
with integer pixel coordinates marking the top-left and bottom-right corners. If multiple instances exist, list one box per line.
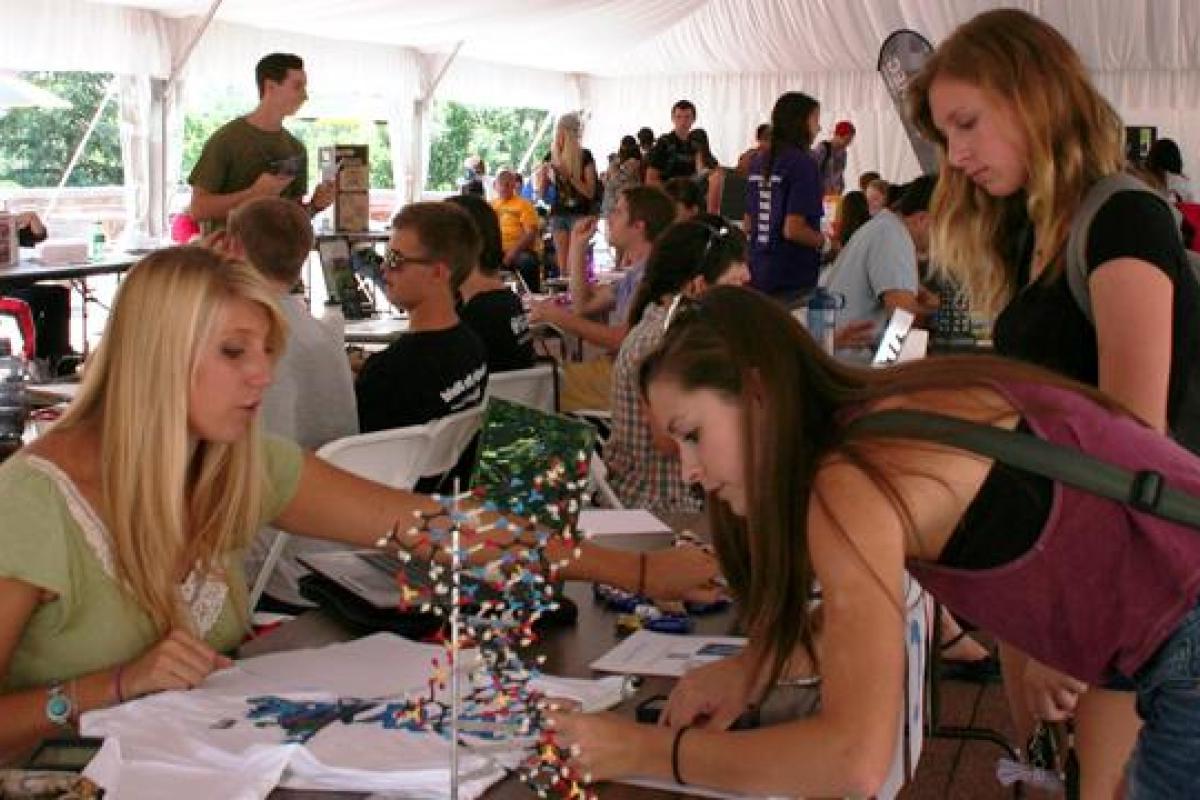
left=848, top=408, right=1200, bottom=529
left=1065, top=173, right=1173, bottom=323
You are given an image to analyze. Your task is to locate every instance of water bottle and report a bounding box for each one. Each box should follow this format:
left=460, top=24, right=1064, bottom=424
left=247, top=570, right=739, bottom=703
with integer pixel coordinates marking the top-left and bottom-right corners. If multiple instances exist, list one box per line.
left=0, top=338, right=30, bottom=448
left=805, top=287, right=845, bottom=354
left=89, top=221, right=106, bottom=261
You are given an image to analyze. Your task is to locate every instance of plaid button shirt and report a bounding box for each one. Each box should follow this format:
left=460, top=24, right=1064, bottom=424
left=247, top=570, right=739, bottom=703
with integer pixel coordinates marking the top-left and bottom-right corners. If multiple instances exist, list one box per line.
left=605, top=303, right=704, bottom=514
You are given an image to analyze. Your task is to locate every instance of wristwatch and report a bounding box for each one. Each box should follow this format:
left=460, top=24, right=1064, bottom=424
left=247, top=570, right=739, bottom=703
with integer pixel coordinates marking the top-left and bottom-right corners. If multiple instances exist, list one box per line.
left=46, top=681, right=73, bottom=727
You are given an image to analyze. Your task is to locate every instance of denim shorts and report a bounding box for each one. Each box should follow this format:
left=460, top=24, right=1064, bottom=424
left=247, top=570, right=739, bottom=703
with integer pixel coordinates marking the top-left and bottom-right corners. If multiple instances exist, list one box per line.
left=549, top=213, right=584, bottom=234
left=1125, top=601, right=1200, bottom=798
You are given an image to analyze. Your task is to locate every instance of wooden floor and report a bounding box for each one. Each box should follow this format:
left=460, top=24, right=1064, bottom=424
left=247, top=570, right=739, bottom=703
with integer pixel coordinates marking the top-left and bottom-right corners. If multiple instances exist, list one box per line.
left=899, top=673, right=1023, bottom=800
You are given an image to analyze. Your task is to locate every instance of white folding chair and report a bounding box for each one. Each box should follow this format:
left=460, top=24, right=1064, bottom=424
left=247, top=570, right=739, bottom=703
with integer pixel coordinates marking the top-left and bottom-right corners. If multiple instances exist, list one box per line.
left=247, top=422, right=433, bottom=613
left=486, top=361, right=558, bottom=412
left=587, top=451, right=625, bottom=509
left=421, top=404, right=486, bottom=482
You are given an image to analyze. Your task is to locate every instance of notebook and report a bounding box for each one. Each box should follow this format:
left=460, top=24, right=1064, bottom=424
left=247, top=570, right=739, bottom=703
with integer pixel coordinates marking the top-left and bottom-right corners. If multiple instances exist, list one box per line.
left=298, top=397, right=595, bottom=617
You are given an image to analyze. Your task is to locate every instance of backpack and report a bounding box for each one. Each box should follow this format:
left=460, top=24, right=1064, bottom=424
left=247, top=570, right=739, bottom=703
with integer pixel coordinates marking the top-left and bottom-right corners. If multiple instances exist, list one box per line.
left=1065, top=172, right=1200, bottom=322
left=1064, top=172, right=1200, bottom=454
left=816, top=140, right=834, bottom=176
left=848, top=409, right=1200, bottom=528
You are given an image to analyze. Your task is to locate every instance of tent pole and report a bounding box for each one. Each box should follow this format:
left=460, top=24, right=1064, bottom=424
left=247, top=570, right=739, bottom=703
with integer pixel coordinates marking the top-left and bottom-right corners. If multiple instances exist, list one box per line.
left=45, top=78, right=118, bottom=217
left=410, top=40, right=464, bottom=202
left=424, top=40, right=465, bottom=103
left=518, top=111, right=554, bottom=174
left=158, top=0, right=226, bottom=233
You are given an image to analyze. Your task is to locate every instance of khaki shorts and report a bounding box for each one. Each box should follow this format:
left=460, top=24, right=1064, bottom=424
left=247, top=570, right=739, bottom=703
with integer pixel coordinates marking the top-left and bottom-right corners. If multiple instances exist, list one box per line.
left=560, top=357, right=614, bottom=412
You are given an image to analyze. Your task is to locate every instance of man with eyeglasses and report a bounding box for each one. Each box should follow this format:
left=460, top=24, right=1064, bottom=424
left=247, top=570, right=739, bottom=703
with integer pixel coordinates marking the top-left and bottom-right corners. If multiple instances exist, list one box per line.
left=355, top=203, right=487, bottom=434
left=188, top=53, right=334, bottom=233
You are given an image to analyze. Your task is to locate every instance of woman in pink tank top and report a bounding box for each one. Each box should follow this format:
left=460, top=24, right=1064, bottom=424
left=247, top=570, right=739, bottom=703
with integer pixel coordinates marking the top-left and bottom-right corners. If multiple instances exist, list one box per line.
left=550, top=286, right=1200, bottom=799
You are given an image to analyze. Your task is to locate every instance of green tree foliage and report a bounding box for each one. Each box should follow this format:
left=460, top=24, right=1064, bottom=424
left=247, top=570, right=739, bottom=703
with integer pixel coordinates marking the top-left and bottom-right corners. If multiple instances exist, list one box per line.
left=0, top=71, right=123, bottom=188
left=291, top=118, right=394, bottom=189
left=426, top=101, right=548, bottom=192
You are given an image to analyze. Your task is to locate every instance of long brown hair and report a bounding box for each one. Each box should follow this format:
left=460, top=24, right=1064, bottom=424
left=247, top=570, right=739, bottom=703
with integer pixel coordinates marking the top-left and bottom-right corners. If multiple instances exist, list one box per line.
left=637, top=286, right=1121, bottom=691
left=908, top=8, right=1125, bottom=315
left=627, top=219, right=747, bottom=327
left=763, top=92, right=819, bottom=184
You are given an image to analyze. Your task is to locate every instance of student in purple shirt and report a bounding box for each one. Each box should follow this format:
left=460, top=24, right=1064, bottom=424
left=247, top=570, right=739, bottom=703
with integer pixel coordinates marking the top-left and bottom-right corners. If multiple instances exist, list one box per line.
left=744, top=92, right=832, bottom=304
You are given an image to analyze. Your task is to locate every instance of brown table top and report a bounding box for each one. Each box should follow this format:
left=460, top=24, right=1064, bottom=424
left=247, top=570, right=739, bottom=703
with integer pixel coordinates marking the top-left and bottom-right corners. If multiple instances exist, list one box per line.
left=240, top=531, right=736, bottom=800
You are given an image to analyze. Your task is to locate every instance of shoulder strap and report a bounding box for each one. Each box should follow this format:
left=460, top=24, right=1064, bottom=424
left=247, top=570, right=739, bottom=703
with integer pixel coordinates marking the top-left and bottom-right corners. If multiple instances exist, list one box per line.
left=1066, top=173, right=1173, bottom=323
left=847, top=408, right=1200, bottom=528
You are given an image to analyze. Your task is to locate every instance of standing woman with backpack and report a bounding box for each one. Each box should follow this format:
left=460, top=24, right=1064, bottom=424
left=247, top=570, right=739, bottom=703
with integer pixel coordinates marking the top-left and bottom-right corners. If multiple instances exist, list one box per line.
left=537, top=113, right=598, bottom=278
left=910, top=7, right=1200, bottom=796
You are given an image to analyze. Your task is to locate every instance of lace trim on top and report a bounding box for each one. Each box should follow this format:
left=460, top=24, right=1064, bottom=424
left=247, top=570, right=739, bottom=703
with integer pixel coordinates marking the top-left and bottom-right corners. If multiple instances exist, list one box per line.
left=24, top=456, right=229, bottom=636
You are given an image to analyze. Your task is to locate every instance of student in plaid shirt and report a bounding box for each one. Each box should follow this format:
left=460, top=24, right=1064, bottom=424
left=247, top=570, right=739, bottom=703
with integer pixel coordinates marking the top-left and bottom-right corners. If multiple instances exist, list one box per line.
left=606, top=216, right=750, bottom=512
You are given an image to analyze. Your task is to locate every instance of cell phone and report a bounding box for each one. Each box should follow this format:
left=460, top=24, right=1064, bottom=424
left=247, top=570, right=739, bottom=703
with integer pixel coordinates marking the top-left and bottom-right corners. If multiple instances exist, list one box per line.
left=25, top=736, right=105, bottom=772
left=268, top=156, right=302, bottom=178
left=635, top=694, right=668, bottom=725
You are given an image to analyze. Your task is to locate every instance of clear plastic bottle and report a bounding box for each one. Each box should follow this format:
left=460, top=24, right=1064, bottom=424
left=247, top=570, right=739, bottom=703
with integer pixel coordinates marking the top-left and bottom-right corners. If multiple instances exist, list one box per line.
left=805, top=286, right=845, bottom=354
left=0, top=337, right=29, bottom=448
left=89, top=221, right=106, bottom=261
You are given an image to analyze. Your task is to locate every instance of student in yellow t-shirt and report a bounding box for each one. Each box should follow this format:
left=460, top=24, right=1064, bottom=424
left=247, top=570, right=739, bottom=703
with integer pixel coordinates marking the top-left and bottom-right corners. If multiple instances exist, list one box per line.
left=491, top=169, right=543, bottom=291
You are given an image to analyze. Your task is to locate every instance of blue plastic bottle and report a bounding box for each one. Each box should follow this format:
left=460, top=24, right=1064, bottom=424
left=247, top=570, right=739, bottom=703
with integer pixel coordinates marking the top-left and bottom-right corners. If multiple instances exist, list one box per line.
left=806, top=286, right=844, bottom=354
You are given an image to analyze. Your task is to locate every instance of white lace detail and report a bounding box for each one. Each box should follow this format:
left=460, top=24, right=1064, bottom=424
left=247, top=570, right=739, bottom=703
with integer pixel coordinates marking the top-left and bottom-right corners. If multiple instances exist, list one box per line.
left=25, top=456, right=229, bottom=636
left=26, top=456, right=118, bottom=579
left=180, top=569, right=229, bottom=636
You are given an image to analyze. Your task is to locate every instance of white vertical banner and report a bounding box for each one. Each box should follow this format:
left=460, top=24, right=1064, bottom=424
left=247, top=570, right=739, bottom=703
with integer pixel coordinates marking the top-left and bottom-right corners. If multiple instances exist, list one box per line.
left=878, top=573, right=930, bottom=799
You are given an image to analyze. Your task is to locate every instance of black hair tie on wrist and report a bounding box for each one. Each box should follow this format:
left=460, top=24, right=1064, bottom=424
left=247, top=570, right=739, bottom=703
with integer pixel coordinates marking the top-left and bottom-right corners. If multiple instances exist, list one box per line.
left=672, top=724, right=693, bottom=786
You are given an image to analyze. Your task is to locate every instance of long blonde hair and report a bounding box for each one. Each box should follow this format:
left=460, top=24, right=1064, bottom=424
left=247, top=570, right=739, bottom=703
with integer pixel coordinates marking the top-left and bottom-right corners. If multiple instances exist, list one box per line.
left=909, top=8, right=1125, bottom=314
left=552, top=112, right=584, bottom=181
left=55, top=247, right=287, bottom=633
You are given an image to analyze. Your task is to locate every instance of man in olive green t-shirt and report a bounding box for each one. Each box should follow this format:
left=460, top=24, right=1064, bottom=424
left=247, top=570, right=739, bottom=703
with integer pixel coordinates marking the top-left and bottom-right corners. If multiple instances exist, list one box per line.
left=188, top=52, right=333, bottom=232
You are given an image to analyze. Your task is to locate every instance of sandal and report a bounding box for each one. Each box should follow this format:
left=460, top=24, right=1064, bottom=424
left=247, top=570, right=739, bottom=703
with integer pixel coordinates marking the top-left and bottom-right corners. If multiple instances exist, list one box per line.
left=939, top=630, right=1002, bottom=684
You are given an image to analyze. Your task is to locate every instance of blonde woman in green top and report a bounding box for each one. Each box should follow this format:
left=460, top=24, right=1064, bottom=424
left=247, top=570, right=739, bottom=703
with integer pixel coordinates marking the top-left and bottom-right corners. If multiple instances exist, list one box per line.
left=0, top=247, right=721, bottom=762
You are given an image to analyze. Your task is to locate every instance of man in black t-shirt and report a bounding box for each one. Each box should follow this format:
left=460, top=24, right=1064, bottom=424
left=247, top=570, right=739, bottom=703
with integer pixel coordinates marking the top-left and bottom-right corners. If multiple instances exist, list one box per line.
left=645, top=99, right=698, bottom=187
left=356, top=203, right=488, bottom=432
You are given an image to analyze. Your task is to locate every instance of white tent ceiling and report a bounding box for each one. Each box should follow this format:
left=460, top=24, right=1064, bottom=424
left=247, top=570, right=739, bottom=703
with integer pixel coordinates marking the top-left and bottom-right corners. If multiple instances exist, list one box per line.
left=80, top=0, right=1200, bottom=76
left=3, top=0, right=1200, bottom=232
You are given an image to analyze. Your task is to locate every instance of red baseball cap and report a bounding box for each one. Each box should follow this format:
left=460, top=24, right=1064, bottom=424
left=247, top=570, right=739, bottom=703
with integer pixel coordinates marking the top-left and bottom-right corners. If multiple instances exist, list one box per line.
left=834, top=120, right=856, bottom=138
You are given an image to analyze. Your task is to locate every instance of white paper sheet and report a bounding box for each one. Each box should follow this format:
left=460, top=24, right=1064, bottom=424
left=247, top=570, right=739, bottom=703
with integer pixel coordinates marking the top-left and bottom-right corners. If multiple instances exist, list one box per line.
left=588, top=630, right=747, bottom=677
left=577, top=508, right=673, bottom=537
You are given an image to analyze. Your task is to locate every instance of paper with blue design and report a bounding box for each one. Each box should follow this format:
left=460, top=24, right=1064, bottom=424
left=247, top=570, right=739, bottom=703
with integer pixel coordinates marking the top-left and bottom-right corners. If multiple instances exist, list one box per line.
left=82, top=633, right=622, bottom=799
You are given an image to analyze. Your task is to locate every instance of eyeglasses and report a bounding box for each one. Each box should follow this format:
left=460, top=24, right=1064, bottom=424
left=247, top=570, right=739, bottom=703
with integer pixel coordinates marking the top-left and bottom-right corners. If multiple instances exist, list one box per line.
left=382, top=249, right=438, bottom=271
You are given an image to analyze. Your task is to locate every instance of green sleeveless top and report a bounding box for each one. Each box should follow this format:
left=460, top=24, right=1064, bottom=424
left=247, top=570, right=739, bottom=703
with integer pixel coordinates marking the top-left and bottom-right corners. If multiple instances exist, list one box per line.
left=0, top=436, right=303, bottom=691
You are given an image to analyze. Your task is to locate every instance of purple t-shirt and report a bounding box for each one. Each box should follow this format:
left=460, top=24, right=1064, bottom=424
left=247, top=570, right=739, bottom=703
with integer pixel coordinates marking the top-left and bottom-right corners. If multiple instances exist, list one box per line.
left=745, top=146, right=823, bottom=296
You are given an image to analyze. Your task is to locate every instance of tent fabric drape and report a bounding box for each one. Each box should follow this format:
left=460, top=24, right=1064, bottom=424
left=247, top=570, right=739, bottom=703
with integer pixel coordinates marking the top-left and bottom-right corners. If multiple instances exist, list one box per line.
left=1, top=0, right=1198, bottom=221
left=117, top=74, right=152, bottom=239
left=0, top=0, right=171, bottom=76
